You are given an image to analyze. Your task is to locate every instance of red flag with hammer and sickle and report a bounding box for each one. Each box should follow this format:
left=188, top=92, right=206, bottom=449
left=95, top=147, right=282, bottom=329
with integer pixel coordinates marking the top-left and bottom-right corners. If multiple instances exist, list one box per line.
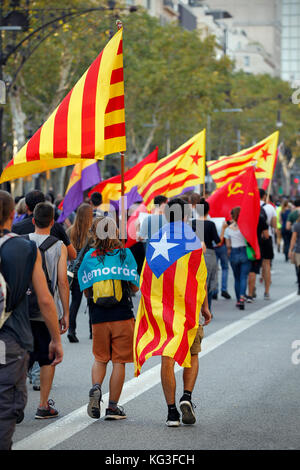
left=207, top=166, right=261, bottom=259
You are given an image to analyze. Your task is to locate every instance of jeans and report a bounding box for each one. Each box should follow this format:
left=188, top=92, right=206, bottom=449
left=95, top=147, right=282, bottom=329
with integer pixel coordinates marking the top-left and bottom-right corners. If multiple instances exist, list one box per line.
left=214, top=244, right=229, bottom=293
left=230, top=247, right=251, bottom=301
left=281, top=230, right=292, bottom=261
left=28, top=361, right=40, bottom=387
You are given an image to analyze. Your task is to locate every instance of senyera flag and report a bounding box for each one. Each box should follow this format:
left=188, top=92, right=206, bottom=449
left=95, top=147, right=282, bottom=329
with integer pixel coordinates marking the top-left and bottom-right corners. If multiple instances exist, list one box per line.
left=89, top=147, right=158, bottom=210
left=262, top=146, right=279, bottom=190
left=58, top=160, right=101, bottom=223
left=206, top=131, right=279, bottom=188
left=0, top=28, right=126, bottom=183
left=138, top=130, right=206, bottom=208
left=207, top=165, right=261, bottom=259
left=133, top=221, right=207, bottom=377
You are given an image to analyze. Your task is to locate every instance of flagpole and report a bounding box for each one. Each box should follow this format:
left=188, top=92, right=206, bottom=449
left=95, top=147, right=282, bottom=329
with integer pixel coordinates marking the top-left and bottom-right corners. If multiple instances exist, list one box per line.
left=203, top=128, right=206, bottom=199
left=116, top=19, right=126, bottom=244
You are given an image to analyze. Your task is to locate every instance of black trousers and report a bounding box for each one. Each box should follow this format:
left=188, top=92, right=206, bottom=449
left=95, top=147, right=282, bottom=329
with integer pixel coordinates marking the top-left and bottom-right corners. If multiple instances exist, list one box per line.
left=69, top=278, right=83, bottom=334
left=0, top=332, right=28, bottom=450
left=69, top=278, right=92, bottom=336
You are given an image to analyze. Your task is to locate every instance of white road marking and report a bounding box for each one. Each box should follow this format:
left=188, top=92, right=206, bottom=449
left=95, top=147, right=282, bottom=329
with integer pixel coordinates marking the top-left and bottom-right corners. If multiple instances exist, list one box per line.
left=13, top=291, right=299, bottom=450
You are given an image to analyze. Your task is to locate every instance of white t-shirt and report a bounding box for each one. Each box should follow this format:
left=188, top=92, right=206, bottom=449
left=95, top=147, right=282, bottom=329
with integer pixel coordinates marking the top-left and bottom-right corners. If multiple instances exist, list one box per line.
left=260, top=201, right=277, bottom=236
left=224, top=226, right=246, bottom=248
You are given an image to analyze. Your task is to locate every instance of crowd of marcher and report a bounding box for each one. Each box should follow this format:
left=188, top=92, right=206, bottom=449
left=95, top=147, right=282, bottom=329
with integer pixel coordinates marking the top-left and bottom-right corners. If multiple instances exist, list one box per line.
left=0, top=185, right=300, bottom=448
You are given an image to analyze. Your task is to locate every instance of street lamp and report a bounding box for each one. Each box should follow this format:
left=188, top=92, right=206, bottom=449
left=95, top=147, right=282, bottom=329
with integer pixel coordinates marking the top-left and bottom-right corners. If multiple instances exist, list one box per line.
left=276, top=110, right=283, bottom=128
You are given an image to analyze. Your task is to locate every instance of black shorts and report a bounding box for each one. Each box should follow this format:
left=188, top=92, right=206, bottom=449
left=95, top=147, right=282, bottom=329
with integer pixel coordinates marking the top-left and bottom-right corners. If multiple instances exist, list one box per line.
left=250, top=259, right=262, bottom=274
left=260, top=238, right=274, bottom=260
left=28, top=321, right=52, bottom=369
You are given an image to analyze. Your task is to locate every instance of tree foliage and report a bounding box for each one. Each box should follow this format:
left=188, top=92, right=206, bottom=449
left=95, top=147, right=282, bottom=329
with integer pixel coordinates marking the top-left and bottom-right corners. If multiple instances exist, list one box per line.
left=1, top=0, right=299, bottom=192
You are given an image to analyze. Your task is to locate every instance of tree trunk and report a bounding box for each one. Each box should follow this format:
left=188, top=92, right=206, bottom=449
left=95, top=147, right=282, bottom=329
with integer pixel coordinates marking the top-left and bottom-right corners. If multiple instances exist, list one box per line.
left=9, top=84, right=26, bottom=196
left=278, top=145, right=295, bottom=196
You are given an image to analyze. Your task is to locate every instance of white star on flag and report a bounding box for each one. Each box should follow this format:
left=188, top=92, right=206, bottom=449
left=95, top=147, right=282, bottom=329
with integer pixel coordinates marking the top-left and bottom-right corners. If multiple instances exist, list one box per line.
left=150, top=232, right=179, bottom=261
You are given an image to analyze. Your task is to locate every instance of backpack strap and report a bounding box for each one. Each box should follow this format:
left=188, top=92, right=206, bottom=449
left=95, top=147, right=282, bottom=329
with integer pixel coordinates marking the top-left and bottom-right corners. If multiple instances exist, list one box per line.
left=39, top=235, right=59, bottom=253
left=38, top=236, right=59, bottom=294
left=0, top=232, right=18, bottom=249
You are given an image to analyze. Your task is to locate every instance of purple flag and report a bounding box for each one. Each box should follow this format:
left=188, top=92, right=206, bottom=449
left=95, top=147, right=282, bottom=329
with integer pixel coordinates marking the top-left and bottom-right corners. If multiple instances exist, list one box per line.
left=58, top=161, right=101, bottom=223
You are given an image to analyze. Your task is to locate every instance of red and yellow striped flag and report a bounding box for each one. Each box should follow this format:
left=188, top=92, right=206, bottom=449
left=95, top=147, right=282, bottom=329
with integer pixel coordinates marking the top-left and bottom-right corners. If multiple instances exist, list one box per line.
left=206, top=131, right=279, bottom=188
left=0, top=29, right=126, bottom=183
left=133, top=222, right=207, bottom=377
left=138, top=130, right=206, bottom=208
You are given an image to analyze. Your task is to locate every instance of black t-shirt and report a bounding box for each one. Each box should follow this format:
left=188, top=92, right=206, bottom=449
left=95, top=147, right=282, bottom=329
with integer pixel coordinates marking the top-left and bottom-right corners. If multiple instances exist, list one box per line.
left=191, top=219, right=220, bottom=249
left=12, top=214, right=70, bottom=246
left=0, top=231, right=37, bottom=351
left=257, top=215, right=268, bottom=247
left=88, top=281, right=134, bottom=324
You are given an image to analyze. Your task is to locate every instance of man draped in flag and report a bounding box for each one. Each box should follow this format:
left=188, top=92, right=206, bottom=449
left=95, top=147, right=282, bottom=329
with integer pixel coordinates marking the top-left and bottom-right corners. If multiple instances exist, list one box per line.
left=206, top=131, right=279, bottom=188
left=134, top=198, right=211, bottom=427
left=58, top=160, right=101, bottom=223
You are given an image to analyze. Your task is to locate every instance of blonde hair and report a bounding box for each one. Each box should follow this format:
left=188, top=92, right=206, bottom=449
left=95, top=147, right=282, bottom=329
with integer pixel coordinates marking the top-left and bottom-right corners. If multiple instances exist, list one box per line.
left=16, top=197, right=27, bottom=215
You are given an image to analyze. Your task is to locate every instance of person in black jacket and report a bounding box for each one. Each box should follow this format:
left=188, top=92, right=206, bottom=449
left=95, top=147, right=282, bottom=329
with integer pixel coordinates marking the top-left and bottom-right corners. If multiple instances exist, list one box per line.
left=12, top=190, right=76, bottom=261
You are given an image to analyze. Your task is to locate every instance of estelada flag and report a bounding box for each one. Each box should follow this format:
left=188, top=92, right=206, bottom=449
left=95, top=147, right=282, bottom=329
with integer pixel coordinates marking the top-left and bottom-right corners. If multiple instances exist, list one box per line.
left=206, top=131, right=279, bottom=188
left=0, top=29, right=126, bottom=183
left=138, top=130, right=206, bottom=208
left=133, top=221, right=207, bottom=377
left=89, top=148, right=158, bottom=208
left=207, top=165, right=261, bottom=259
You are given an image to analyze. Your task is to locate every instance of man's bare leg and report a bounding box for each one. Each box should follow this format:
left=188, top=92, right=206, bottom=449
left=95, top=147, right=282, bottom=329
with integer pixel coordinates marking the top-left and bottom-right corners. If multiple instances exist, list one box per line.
left=161, top=356, right=176, bottom=405
left=183, top=354, right=199, bottom=392
left=180, top=354, right=199, bottom=425
left=262, top=259, right=271, bottom=296
left=39, top=365, right=55, bottom=408
left=248, top=272, right=256, bottom=298
left=161, top=356, right=180, bottom=426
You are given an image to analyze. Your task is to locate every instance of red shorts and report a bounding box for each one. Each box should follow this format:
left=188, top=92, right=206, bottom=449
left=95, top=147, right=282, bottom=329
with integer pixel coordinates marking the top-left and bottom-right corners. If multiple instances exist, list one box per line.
left=92, top=318, right=135, bottom=364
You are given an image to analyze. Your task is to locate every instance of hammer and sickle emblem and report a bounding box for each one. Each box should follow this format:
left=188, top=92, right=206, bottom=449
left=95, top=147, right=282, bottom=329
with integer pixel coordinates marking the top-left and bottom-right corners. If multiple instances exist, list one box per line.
left=227, top=182, right=244, bottom=197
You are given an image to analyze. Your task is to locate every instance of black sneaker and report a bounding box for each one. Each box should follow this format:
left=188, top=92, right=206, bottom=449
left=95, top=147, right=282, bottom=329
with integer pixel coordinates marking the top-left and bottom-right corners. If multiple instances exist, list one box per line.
left=16, top=410, right=24, bottom=424
left=221, top=291, right=231, bottom=299
left=35, top=399, right=59, bottom=419
left=104, top=406, right=127, bottom=420
left=166, top=408, right=180, bottom=427
left=67, top=333, right=79, bottom=343
left=87, top=384, right=102, bottom=419
left=245, top=295, right=253, bottom=303
left=180, top=399, right=196, bottom=425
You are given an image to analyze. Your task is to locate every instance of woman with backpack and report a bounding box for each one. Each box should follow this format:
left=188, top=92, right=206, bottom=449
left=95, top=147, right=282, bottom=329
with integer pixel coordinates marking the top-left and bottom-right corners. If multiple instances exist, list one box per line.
left=77, top=216, right=139, bottom=420
left=67, top=203, right=93, bottom=343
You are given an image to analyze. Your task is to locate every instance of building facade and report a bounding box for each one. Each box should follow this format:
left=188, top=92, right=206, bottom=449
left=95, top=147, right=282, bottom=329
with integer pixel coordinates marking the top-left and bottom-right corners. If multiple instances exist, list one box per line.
left=281, top=0, right=300, bottom=85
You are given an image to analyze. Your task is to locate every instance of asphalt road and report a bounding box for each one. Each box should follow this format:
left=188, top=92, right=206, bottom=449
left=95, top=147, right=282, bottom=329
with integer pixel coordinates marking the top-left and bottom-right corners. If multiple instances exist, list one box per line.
left=12, top=250, right=300, bottom=451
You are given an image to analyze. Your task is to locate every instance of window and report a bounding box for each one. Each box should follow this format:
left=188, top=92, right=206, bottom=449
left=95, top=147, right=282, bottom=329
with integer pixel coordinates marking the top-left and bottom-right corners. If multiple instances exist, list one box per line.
left=244, top=56, right=250, bottom=66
